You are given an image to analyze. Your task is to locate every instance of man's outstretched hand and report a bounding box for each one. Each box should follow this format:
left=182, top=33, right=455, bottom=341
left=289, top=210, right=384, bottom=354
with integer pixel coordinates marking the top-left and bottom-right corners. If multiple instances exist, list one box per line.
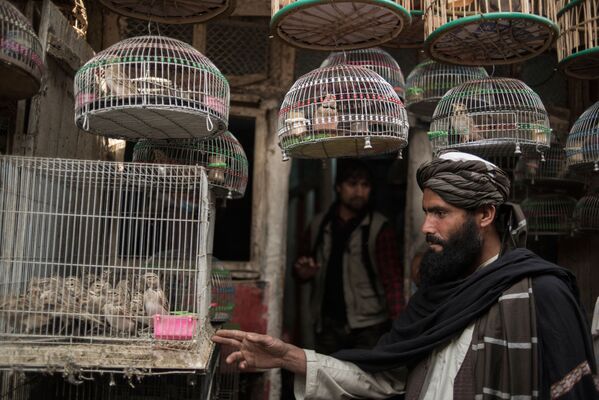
left=212, top=329, right=307, bottom=376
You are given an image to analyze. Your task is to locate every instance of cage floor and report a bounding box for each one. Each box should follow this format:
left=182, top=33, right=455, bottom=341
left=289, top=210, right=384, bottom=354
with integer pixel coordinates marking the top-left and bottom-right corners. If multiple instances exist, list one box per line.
left=285, top=135, right=406, bottom=158
left=426, top=14, right=557, bottom=66
left=560, top=48, right=599, bottom=80
left=406, top=99, right=440, bottom=119
left=272, top=0, right=409, bottom=50
left=0, top=58, right=41, bottom=100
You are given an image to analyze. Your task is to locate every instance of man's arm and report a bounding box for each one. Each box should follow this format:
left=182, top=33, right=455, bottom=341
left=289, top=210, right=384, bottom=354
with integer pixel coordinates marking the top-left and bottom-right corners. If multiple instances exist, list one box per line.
left=375, top=225, right=404, bottom=319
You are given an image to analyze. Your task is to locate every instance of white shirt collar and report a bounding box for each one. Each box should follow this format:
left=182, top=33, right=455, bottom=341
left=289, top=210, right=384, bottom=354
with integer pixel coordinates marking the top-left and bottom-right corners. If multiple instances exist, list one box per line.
left=477, top=253, right=500, bottom=270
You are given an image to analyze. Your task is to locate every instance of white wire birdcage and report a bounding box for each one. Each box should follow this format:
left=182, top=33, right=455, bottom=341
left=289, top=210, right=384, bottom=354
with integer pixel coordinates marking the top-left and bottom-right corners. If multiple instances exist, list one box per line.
left=321, top=48, right=406, bottom=101
left=566, top=101, right=599, bottom=173
left=556, top=0, right=599, bottom=80
left=0, top=0, right=44, bottom=100
left=0, top=156, right=215, bottom=374
left=209, top=266, right=234, bottom=325
left=132, top=132, right=248, bottom=200
left=99, top=0, right=235, bottom=24
left=405, top=59, right=488, bottom=118
left=428, top=77, right=552, bottom=157
left=573, top=193, right=599, bottom=232
left=521, top=194, right=577, bottom=237
left=278, top=64, right=409, bottom=160
left=423, top=0, right=558, bottom=65
left=74, top=35, right=230, bottom=141
left=270, top=0, right=411, bottom=50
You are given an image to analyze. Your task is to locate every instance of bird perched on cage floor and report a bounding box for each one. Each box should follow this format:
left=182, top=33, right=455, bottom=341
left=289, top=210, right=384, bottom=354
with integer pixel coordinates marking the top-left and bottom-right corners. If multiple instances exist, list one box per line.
left=103, top=302, right=137, bottom=334
left=312, top=93, right=338, bottom=135
left=450, top=102, right=481, bottom=144
left=143, top=272, right=169, bottom=317
left=98, top=64, right=138, bottom=98
left=130, top=290, right=149, bottom=326
left=84, top=281, right=108, bottom=315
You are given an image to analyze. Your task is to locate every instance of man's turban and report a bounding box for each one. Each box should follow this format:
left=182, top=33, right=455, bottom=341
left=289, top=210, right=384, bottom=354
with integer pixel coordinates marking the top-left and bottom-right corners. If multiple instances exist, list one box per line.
left=416, top=152, right=511, bottom=210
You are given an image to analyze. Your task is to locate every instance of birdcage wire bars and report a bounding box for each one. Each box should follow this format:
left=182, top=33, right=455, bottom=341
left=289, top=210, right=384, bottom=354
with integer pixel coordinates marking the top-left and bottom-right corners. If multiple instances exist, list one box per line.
left=74, top=35, right=230, bottom=141
left=0, top=156, right=214, bottom=373
left=423, top=0, right=559, bottom=65
left=573, top=193, right=599, bottom=232
left=209, top=267, right=234, bottom=325
left=99, top=0, right=235, bottom=24
left=278, top=64, right=409, bottom=160
left=566, top=101, right=599, bottom=173
left=428, top=77, right=552, bottom=157
left=521, top=194, right=577, bottom=237
left=0, top=0, right=44, bottom=100
left=321, top=48, right=406, bottom=101
left=270, top=0, right=412, bottom=50
left=556, top=0, right=599, bottom=80
left=513, top=143, right=582, bottom=184
left=405, top=60, right=488, bottom=118
left=132, top=132, right=248, bottom=200
left=213, top=345, right=240, bottom=400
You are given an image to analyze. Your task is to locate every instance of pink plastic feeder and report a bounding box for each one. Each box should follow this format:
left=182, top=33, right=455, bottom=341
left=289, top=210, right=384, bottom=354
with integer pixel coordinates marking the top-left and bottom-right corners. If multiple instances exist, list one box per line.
left=153, top=315, right=198, bottom=340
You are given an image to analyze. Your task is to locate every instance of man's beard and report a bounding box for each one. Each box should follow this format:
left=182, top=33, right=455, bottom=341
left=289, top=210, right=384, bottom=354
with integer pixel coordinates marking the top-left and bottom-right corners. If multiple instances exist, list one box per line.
left=419, top=216, right=483, bottom=287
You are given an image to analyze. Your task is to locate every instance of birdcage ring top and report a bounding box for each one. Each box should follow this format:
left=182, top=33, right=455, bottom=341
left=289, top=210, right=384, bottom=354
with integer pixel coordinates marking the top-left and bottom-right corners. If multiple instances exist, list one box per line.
left=0, top=0, right=45, bottom=99
left=278, top=64, right=409, bottom=159
left=74, top=35, right=230, bottom=141
left=270, top=0, right=411, bottom=50
left=565, top=101, right=599, bottom=173
left=424, top=0, right=559, bottom=66
left=99, top=0, right=236, bottom=24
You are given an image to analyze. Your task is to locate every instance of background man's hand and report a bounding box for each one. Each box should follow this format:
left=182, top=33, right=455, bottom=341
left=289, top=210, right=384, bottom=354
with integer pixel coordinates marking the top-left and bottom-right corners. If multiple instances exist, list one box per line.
left=212, top=329, right=306, bottom=375
left=294, top=256, right=320, bottom=281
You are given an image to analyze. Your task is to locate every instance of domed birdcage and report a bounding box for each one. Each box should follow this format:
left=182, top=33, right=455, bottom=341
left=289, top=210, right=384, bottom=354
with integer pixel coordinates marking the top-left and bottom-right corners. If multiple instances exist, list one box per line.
left=557, top=0, right=599, bottom=80
left=566, top=101, right=599, bottom=173
left=74, top=35, right=229, bottom=141
left=514, top=143, right=580, bottom=184
left=270, top=0, right=411, bottom=50
left=99, top=0, right=235, bottom=24
left=321, top=48, right=406, bottom=101
left=573, top=193, right=599, bottom=232
left=428, top=77, right=552, bottom=157
left=278, top=64, right=409, bottom=160
left=0, top=0, right=44, bottom=100
left=132, top=132, right=248, bottom=200
left=521, top=194, right=577, bottom=237
left=423, top=0, right=558, bottom=65
left=405, top=60, right=488, bottom=118
left=210, top=266, right=235, bottom=324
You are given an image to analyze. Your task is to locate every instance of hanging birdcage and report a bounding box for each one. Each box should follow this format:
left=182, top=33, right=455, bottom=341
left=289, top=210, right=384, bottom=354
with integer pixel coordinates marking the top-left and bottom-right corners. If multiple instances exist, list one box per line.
left=278, top=64, right=409, bottom=160
left=521, top=194, right=577, bottom=237
left=423, top=0, right=558, bottom=65
left=557, top=0, right=599, bottom=80
left=566, top=101, right=599, bottom=173
left=74, top=35, right=229, bottom=141
left=270, top=0, right=411, bottom=50
left=321, top=48, right=406, bottom=100
left=99, top=0, right=235, bottom=24
left=0, top=156, right=214, bottom=374
left=209, top=267, right=234, bottom=324
left=428, top=77, right=552, bottom=157
left=0, top=0, right=44, bottom=100
left=573, top=193, right=599, bottom=232
left=132, top=132, right=248, bottom=200
left=405, top=60, right=488, bottom=118
left=514, top=143, right=579, bottom=184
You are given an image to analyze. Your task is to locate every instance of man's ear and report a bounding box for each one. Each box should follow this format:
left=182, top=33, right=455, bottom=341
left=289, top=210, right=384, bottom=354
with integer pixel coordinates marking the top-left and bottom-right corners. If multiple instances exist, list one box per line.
left=478, top=204, right=496, bottom=229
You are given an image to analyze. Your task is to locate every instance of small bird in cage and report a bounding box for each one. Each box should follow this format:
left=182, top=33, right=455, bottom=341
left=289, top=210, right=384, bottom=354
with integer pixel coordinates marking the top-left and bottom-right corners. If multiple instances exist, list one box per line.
left=103, top=302, right=137, bottom=334
left=98, top=64, right=138, bottom=98
left=450, top=102, right=481, bottom=144
left=130, top=291, right=149, bottom=326
left=63, top=276, right=83, bottom=298
left=39, top=277, right=63, bottom=309
left=106, top=288, right=128, bottom=307
left=208, top=154, right=228, bottom=185
left=115, top=279, right=133, bottom=302
left=312, top=93, right=338, bottom=135
left=447, top=0, right=475, bottom=9
left=85, top=281, right=108, bottom=314
left=285, top=109, right=309, bottom=141
left=143, top=272, right=169, bottom=317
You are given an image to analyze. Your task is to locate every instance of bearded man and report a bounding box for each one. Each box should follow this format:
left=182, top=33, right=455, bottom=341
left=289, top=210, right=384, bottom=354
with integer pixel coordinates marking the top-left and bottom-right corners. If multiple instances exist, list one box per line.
left=213, top=152, right=598, bottom=400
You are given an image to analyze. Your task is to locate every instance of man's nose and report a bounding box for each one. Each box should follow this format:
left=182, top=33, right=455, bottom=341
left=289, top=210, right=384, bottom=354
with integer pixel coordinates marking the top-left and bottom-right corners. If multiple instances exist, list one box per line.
left=421, top=215, right=435, bottom=235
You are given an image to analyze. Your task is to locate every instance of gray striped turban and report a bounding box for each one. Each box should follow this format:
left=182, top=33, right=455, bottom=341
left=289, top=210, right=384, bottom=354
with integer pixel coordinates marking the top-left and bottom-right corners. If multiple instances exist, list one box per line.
left=416, top=152, right=510, bottom=210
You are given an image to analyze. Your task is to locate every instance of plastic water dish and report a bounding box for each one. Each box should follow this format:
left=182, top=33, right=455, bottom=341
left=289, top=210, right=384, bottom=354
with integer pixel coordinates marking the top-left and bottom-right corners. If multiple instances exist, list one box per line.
left=153, top=315, right=197, bottom=340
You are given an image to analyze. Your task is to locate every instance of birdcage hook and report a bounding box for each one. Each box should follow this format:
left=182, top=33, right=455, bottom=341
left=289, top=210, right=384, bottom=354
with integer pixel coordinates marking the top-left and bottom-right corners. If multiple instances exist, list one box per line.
left=206, top=115, right=214, bottom=133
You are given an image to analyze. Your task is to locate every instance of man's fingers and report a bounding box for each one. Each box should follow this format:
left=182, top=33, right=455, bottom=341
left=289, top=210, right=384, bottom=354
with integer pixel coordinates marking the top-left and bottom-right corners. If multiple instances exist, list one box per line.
left=211, top=335, right=242, bottom=348
left=225, top=351, right=244, bottom=365
left=245, top=332, right=274, bottom=346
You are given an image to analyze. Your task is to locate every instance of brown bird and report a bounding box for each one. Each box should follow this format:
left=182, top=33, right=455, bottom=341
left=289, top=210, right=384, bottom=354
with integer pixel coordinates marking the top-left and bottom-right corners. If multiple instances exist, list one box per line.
left=103, top=303, right=136, bottom=334
left=143, top=273, right=169, bottom=317
left=312, top=93, right=338, bottom=134
left=450, top=102, right=481, bottom=144
left=99, top=64, right=138, bottom=97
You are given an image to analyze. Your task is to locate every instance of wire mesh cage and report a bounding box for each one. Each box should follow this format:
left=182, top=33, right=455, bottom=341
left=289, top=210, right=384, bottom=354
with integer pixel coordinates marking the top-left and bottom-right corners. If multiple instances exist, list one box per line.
left=557, top=0, right=599, bottom=80
left=423, top=0, right=558, bottom=65
left=0, top=156, right=214, bottom=374
left=573, top=193, right=599, bottom=232
left=209, top=267, right=234, bottom=325
left=321, top=48, right=406, bottom=101
left=405, top=60, right=488, bottom=118
left=270, top=0, right=411, bottom=50
left=0, top=0, right=44, bottom=100
left=513, top=143, right=580, bottom=184
left=566, top=101, right=599, bottom=173
left=99, top=0, right=235, bottom=24
left=74, top=35, right=230, bottom=141
left=55, top=0, right=88, bottom=38
left=132, top=132, right=248, bottom=200
left=428, top=77, right=552, bottom=157
left=212, top=345, right=239, bottom=400
left=521, top=194, right=577, bottom=237
left=278, top=64, right=409, bottom=160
